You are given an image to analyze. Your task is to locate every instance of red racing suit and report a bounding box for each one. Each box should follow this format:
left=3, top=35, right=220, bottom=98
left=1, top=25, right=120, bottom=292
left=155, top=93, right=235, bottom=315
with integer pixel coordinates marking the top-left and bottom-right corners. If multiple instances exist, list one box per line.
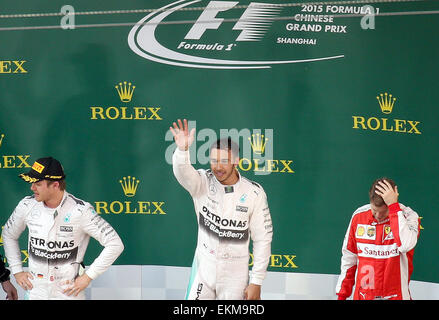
left=336, top=202, right=420, bottom=300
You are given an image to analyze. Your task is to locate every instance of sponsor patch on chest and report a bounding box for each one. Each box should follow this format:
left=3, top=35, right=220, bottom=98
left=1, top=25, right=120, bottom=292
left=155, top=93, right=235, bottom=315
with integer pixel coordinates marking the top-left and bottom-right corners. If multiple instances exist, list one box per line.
left=356, top=224, right=376, bottom=240
left=60, top=226, right=73, bottom=232
left=235, top=205, right=248, bottom=213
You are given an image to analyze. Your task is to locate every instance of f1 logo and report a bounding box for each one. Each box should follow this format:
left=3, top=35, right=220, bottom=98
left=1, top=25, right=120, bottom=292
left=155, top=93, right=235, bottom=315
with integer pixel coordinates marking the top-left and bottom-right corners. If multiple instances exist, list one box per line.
left=184, top=1, right=282, bottom=41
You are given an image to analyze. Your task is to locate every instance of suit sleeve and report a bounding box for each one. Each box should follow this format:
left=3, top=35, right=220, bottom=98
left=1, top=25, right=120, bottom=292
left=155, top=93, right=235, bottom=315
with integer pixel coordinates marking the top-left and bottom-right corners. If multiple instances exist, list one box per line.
left=335, top=214, right=358, bottom=300
left=80, top=206, right=124, bottom=280
left=172, top=148, right=206, bottom=198
left=388, top=203, right=419, bottom=253
left=1, top=199, right=30, bottom=275
left=249, top=189, right=273, bottom=286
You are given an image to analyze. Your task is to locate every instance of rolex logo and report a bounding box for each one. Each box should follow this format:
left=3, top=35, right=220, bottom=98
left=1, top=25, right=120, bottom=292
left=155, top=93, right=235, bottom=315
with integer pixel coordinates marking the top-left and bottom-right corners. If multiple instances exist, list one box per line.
left=95, top=176, right=165, bottom=215
left=239, top=130, right=294, bottom=175
left=377, top=92, right=396, bottom=114
left=91, top=82, right=162, bottom=121
left=115, top=81, right=136, bottom=103
left=248, top=133, right=268, bottom=155
left=0, top=133, right=33, bottom=169
left=352, top=91, right=421, bottom=135
left=120, top=176, right=139, bottom=197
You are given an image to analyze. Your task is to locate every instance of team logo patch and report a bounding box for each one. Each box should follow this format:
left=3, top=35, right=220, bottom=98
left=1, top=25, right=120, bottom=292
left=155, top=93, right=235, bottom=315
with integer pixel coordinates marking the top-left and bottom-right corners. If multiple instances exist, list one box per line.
left=64, top=212, right=73, bottom=223
left=383, top=225, right=394, bottom=241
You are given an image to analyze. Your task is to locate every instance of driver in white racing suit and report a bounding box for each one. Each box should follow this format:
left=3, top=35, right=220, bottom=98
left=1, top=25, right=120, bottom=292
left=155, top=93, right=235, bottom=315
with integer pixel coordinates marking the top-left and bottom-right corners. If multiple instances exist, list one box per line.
left=2, top=157, right=124, bottom=300
left=170, top=119, right=273, bottom=300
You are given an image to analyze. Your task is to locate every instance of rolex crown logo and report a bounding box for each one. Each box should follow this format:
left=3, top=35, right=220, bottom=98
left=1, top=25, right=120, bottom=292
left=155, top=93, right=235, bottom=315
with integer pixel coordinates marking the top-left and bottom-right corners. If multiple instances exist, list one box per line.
left=115, top=81, right=136, bottom=103
left=0, top=133, right=4, bottom=148
left=120, top=176, right=140, bottom=197
left=248, top=133, right=268, bottom=155
left=377, top=92, right=396, bottom=114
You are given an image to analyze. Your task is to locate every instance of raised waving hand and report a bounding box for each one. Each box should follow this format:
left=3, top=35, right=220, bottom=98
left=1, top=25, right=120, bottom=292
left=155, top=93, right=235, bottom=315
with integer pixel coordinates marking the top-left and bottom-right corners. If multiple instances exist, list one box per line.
left=170, top=119, right=195, bottom=151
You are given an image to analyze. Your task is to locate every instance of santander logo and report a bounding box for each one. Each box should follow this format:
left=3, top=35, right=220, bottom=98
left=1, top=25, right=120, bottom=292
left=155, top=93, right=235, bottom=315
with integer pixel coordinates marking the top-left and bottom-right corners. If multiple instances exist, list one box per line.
left=128, top=0, right=345, bottom=69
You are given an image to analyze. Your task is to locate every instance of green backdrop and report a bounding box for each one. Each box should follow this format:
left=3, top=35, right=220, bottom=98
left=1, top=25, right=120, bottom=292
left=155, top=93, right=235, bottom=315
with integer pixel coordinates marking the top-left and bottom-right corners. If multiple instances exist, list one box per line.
left=1, top=0, right=438, bottom=283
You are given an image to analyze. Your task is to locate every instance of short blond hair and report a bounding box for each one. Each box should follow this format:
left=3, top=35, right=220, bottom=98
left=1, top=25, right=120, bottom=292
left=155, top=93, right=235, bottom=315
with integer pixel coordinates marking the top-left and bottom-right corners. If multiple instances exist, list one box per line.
left=46, top=179, right=66, bottom=191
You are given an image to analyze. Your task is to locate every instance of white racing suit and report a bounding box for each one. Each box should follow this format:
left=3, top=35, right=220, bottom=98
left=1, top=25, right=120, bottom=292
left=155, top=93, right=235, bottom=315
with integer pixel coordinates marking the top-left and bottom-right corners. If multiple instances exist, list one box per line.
left=173, top=148, right=273, bottom=300
left=2, top=191, right=124, bottom=300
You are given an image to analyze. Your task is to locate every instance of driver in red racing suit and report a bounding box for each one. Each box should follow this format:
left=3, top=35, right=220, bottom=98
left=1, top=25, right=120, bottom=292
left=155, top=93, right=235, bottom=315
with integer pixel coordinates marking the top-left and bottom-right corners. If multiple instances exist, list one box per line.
left=336, top=178, right=420, bottom=300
